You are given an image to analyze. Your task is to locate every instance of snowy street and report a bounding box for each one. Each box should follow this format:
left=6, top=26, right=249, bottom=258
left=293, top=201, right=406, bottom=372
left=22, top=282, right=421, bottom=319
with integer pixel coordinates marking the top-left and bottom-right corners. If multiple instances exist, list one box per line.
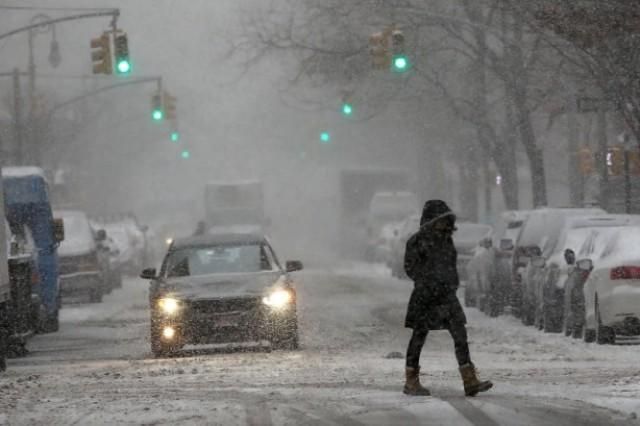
left=1, top=266, right=638, bottom=425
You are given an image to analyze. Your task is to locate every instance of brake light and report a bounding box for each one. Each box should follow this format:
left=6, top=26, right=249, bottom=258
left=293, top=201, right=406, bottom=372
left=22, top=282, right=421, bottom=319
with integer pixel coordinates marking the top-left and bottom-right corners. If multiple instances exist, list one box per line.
left=610, top=266, right=640, bottom=280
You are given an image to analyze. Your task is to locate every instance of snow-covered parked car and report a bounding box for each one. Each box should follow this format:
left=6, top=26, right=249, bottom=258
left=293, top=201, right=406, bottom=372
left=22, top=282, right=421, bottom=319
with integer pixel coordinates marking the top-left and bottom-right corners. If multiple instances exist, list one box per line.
left=514, top=208, right=606, bottom=325
left=365, top=191, right=418, bottom=261
left=389, top=214, right=420, bottom=278
left=465, top=210, right=529, bottom=315
left=582, top=227, right=640, bottom=344
left=56, top=210, right=108, bottom=303
left=141, top=233, right=303, bottom=356
left=373, top=221, right=403, bottom=264
left=454, top=222, right=492, bottom=282
left=562, top=226, right=628, bottom=339
left=530, top=215, right=636, bottom=333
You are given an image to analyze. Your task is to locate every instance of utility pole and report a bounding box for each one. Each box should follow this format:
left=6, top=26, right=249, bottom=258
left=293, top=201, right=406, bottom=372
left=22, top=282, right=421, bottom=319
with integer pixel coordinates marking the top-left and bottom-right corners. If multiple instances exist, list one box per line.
left=596, top=104, right=609, bottom=210
left=12, top=68, right=25, bottom=165
left=567, top=91, right=583, bottom=206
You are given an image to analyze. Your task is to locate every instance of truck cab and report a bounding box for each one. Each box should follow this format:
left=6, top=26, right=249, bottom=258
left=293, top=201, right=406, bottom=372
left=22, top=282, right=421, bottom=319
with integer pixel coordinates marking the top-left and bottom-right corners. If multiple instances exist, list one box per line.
left=2, top=167, right=64, bottom=334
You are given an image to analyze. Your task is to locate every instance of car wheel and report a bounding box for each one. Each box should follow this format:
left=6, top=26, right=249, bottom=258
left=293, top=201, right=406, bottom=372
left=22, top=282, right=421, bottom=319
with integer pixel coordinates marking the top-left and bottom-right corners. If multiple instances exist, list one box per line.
left=272, top=316, right=299, bottom=351
left=89, top=288, right=103, bottom=303
left=562, top=312, right=571, bottom=336
left=521, top=301, right=534, bottom=326
left=595, top=299, right=615, bottom=345
left=0, top=306, right=9, bottom=372
left=572, top=326, right=583, bottom=339
left=39, top=310, right=59, bottom=334
left=543, top=306, right=561, bottom=333
left=583, top=328, right=596, bottom=343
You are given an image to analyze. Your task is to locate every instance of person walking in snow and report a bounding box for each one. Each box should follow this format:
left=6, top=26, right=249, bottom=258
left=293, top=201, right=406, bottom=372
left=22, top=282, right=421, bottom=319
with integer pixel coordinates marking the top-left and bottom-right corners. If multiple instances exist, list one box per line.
left=402, top=200, right=493, bottom=397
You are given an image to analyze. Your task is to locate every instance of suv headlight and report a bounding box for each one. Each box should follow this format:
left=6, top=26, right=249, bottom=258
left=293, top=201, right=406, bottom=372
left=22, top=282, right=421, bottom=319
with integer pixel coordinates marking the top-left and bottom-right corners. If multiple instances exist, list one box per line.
left=262, top=289, right=292, bottom=309
left=158, top=297, right=180, bottom=315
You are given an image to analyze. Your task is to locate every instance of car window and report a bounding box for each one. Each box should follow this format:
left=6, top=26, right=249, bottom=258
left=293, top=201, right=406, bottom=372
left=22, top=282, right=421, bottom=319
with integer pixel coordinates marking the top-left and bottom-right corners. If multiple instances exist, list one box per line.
left=599, top=232, right=620, bottom=260
left=165, top=243, right=275, bottom=277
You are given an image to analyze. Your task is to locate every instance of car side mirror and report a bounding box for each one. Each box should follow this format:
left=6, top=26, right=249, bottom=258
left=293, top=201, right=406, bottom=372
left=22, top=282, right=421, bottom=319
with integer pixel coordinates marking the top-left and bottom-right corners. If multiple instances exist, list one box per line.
left=96, top=229, right=107, bottom=242
left=140, top=268, right=157, bottom=280
left=564, top=249, right=576, bottom=266
left=499, top=239, right=514, bottom=251
left=531, top=256, right=546, bottom=268
left=285, top=260, right=304, bottom=273
left=577, top=259, right=593, bottom=272
left=52, top=218, right=65, bottom=243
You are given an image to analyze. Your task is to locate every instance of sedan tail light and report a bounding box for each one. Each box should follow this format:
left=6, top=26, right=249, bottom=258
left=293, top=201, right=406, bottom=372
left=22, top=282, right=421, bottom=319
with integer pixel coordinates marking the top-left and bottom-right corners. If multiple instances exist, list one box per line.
left=610, top=266, right=640, bottom=280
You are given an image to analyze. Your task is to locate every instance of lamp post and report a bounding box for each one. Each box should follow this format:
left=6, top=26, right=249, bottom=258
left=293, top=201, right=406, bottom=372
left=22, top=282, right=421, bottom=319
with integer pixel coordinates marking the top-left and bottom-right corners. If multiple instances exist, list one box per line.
left=27, top=14, right=60, bottom=165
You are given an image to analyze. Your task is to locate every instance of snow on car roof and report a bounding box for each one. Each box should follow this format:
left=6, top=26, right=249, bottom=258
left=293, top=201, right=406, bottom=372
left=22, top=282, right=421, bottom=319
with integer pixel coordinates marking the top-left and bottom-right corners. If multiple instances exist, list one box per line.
left=566, top=215, right=640, bottom=229
left=2, top=166, right=46, bottom=179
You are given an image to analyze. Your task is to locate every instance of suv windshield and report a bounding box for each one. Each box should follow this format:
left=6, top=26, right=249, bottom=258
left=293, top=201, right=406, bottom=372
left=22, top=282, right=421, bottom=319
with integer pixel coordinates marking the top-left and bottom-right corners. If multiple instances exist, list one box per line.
left=164, top=243, right=277, bottom=277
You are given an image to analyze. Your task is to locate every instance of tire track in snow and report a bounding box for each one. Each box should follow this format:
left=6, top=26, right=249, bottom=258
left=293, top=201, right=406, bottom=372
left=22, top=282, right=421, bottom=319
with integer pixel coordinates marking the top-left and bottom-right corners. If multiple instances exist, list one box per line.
left=245, top=399, right=272, bottom=426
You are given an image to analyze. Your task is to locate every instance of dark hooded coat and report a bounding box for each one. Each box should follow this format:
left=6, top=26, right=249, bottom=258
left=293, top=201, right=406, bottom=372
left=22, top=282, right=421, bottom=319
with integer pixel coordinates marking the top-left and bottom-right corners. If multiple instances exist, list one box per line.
left=404, top=200, right=467, bottom=331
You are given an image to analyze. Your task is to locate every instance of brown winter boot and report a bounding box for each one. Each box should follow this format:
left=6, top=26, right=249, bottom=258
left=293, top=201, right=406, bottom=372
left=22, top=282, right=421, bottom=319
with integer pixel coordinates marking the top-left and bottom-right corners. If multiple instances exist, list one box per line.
left=459, top=363, right=493, bottom=397
left=403, top=367, right=431, bottom=396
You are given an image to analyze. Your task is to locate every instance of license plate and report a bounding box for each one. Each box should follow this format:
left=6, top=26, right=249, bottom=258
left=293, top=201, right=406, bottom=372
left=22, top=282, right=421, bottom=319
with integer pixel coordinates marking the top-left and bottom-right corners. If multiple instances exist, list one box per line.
left=215, top=313, right=241, bottom=327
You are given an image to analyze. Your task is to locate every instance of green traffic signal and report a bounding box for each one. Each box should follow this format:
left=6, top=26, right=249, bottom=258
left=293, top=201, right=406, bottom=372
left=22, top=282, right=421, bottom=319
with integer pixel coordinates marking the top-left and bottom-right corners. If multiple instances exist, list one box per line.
left=181, top=149, right=190, bottom=159
left=114, top=33, right=131, bottom=75
left=320, top=132, right=331, bottom=144
left=152, top=109, right=163, bottom=121
left=116, top=59, right=131, bottom=74
left=342, top=103, right=353, bottom=116
left=392, top=55, right=410, bottom=72
left=171, top=132, right=180, bottom=142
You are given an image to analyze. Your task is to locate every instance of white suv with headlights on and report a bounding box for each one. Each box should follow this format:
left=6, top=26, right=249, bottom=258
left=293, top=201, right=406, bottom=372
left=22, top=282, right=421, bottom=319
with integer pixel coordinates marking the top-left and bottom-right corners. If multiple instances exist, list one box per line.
left=141, top=233, right=302, bottom=356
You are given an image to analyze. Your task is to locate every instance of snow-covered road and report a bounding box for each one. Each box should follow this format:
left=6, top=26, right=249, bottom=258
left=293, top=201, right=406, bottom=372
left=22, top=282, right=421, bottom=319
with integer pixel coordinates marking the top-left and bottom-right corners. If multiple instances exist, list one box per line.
left=1, top=266, right=638, bottom=425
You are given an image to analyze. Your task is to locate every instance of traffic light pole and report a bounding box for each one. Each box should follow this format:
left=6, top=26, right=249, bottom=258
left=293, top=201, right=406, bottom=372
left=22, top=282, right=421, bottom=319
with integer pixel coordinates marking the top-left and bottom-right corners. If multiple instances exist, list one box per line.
left=0, top=9, right=120, bottom=41
left=47, top=76, right=162, bottom=116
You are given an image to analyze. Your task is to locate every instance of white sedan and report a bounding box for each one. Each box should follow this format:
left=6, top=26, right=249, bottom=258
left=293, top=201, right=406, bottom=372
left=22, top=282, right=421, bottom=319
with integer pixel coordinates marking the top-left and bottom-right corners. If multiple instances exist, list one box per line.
left=583, top=227, right=640, bottom=344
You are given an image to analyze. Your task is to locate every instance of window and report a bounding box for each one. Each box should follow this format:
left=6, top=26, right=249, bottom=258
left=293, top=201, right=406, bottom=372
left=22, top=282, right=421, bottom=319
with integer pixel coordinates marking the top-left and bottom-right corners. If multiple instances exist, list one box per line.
left=164, top=243, right=277, bottom=277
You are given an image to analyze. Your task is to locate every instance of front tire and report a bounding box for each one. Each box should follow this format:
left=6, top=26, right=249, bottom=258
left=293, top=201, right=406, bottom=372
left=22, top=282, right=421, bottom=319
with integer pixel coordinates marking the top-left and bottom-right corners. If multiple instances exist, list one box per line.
left=89, top=287, right=103, bottom=303
left=271, top=316, right=299, bottom=351
left=39, top=310, right=59, bottom=334
left=0, top=304, right=9, bottom=372
left=595, top=299, right=615, bottom=345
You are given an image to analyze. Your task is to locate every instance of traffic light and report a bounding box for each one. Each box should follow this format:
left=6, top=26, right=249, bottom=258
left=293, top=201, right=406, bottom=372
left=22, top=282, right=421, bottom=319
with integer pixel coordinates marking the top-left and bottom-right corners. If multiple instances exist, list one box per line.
left=181, top=149, right=191, bottom=159
left=320, top=131, right=331, bottom=144
left=369, top=31, right=390, bottom=69
left=151, top=93, right=163, bottom=121
left=170, top=131, right=180, bottom=142
left=341, top=103, right=353, bottom=116
left=390, top=29, right=410, bottom=73
left=90, top=32, right=112, bottom=75
left=114, top=33, right=131, bottom=75
left=163, top=92, right=177, bottom=121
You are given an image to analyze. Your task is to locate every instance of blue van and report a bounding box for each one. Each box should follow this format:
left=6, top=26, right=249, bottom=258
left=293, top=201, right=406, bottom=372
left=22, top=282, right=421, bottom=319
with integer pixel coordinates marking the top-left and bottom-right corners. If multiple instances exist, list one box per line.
left=2, top=167, right=64, bottom=333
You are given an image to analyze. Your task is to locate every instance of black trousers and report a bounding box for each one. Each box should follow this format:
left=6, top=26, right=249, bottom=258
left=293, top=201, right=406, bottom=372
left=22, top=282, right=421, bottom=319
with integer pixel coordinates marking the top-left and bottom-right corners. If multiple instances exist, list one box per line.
left=406, top=323, right=471, bottom=368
